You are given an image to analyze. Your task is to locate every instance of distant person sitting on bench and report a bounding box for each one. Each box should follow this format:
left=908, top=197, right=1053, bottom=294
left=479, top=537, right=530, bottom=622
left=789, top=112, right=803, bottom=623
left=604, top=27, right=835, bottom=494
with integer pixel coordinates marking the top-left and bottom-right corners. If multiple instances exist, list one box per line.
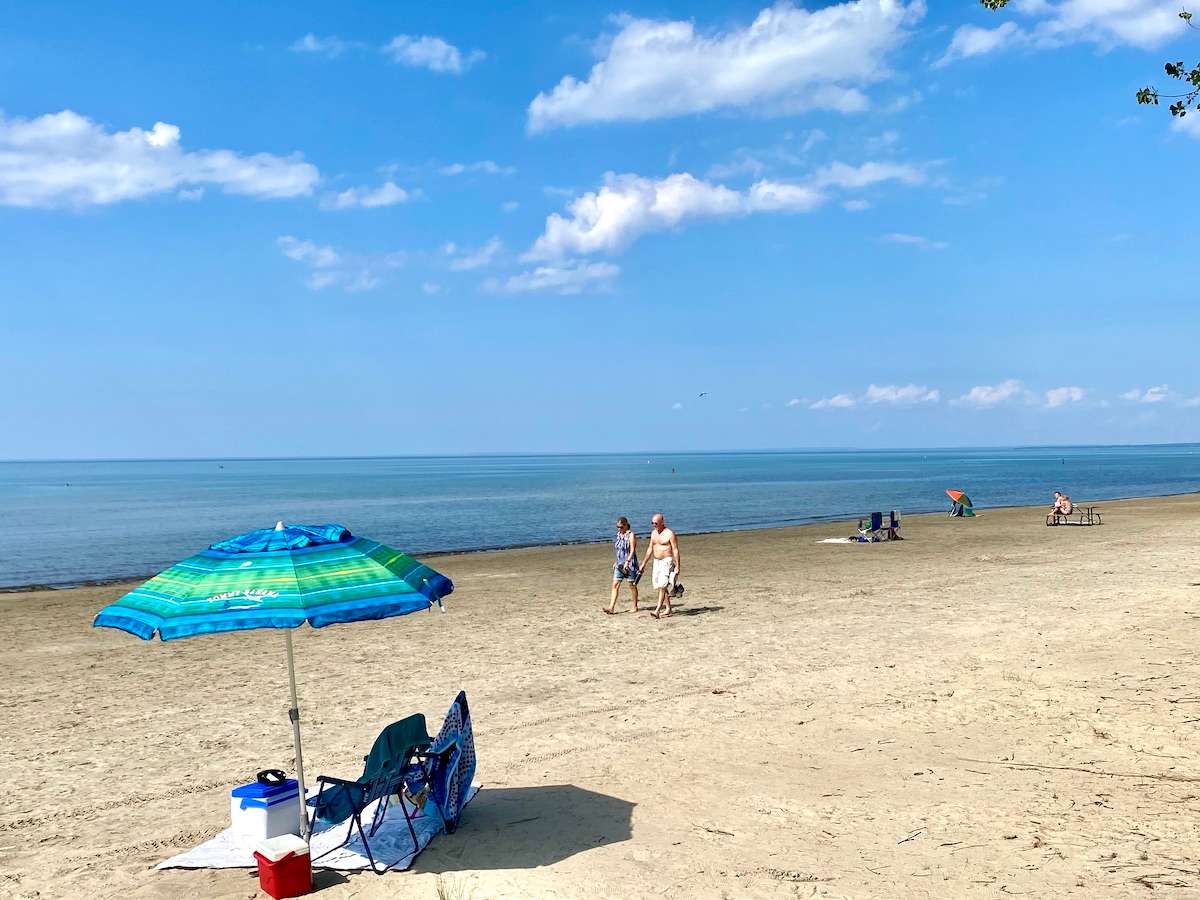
left=1051, top=491, right=1073, bottom=516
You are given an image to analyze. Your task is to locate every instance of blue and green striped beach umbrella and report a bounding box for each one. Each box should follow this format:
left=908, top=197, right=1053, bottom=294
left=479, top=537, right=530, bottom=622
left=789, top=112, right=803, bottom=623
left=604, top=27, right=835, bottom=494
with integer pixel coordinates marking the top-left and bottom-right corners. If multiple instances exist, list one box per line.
left=94, top=521, right=454, bottom=838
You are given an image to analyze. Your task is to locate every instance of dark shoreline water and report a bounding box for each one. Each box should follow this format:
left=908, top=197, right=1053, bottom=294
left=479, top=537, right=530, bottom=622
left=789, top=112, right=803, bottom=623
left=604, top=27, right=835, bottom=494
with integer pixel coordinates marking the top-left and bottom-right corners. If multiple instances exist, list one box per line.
left=3, top=445, right=1199, bottom=590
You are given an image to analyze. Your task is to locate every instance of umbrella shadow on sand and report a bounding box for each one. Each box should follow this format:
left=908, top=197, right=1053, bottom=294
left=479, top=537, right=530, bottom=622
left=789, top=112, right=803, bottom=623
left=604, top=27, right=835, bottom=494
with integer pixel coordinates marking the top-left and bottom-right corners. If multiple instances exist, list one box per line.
left=413, top=785, right=634, bottom=872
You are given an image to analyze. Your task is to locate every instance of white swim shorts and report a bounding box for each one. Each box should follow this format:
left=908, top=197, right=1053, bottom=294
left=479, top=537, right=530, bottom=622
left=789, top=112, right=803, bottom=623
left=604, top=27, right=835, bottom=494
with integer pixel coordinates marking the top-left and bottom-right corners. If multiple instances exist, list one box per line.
left=652, top=556, right=676, bottom=590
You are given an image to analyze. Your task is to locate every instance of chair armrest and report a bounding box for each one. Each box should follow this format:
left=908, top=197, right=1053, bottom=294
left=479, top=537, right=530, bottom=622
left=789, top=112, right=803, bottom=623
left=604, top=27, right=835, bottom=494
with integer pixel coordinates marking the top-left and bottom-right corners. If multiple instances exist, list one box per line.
left=314, top=774, right=360, bottom=788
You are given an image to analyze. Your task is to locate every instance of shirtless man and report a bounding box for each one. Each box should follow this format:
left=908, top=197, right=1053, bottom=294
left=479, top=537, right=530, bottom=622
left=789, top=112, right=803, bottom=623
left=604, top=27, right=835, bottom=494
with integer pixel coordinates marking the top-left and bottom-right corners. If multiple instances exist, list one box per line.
left=638, top=513, right=680, bottom=619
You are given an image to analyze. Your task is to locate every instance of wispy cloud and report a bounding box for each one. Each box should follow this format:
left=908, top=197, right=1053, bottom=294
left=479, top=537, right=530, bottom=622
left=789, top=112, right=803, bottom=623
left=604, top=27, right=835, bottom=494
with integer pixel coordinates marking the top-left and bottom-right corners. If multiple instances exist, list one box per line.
left=320, top=181, right=411, bottom=210
left=937, top=2, right=1185, bottom=68
left=1121, top=384, right=1169, bottom=403
left=382, top=35, right=484, bottom=74
left=438, top=160, right=515, bottom=176
left=1044, top=386, right=1086, bottom=408
left=277, top=235, right=403, bottom=293
left=447, top=237, right=503, bottom=271
left=810, top=393, right=856, bottom=410
left=935, top=21, right=1022, bottom=68
left=484, top=261, right=620, bottom=295
left=0, top=110, right=318, bottom=208
left=290, top=34, right=362, bottom=58
left=881, top=232, right=948, bottom=251
left=864, top=383, right=940, bottom=405
left=955, top=379, right=1024, bottom=408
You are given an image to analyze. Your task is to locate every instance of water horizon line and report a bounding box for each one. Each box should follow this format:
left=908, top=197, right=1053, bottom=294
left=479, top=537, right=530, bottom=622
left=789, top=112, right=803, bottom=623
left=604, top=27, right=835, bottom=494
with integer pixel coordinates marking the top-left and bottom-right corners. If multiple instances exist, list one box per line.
left=3, top=440, right=1199, bottom=465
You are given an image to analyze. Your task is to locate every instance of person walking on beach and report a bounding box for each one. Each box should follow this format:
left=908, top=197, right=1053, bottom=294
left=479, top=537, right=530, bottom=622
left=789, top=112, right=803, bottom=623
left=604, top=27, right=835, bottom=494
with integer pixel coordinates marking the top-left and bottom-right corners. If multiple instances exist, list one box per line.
left=639, top=513, right=681, bottom=620
left=603, top=517, right=639, bottom=615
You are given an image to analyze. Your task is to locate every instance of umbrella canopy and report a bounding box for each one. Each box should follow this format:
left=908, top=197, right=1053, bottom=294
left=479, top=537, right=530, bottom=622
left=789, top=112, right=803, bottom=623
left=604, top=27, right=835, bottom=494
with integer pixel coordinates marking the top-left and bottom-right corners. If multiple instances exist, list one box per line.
left=94, top=522, right=454, bottom=839
left=945, top=489, right=973, bottom=507
left=95, top=522, right=453, bottom=640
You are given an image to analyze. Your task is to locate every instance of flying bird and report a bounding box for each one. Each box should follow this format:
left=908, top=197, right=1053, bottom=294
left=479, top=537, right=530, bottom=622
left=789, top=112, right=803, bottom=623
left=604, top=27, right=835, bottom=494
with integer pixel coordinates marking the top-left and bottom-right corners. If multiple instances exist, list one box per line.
left=698, top=392, right=709, bottom=398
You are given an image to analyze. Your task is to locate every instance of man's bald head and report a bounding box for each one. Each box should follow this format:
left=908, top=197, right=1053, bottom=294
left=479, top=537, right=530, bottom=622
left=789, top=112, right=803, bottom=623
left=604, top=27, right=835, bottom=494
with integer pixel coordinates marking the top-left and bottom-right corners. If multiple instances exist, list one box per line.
left=651, top=513, right=665, bottom=531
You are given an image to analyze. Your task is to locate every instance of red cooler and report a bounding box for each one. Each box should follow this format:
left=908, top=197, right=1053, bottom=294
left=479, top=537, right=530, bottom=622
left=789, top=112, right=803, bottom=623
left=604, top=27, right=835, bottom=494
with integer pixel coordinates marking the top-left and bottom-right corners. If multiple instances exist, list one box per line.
left=253, top=834, right=311, bottom=899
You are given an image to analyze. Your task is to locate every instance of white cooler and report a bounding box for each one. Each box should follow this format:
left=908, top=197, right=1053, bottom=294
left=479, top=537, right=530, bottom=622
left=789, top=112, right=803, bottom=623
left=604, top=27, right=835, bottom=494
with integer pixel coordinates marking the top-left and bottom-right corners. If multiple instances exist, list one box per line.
left=230, top=777, right=303, bottom=843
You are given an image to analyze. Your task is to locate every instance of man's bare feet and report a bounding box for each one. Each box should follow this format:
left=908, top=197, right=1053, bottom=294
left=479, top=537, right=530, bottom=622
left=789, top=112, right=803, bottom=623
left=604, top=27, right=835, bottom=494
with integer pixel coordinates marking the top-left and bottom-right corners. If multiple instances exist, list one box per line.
left=602, top=607, right=615, bottom=615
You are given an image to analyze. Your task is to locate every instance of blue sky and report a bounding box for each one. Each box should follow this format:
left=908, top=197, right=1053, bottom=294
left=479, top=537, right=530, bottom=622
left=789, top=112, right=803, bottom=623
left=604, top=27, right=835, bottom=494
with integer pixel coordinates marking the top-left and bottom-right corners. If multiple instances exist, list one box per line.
left=2, top=0, right=1198, bottom=458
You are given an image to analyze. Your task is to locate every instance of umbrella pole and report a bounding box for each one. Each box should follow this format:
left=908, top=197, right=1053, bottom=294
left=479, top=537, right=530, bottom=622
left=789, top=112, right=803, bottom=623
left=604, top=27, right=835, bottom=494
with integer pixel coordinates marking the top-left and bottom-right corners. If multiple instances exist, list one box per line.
left=284, top=629, right=310, bottom=841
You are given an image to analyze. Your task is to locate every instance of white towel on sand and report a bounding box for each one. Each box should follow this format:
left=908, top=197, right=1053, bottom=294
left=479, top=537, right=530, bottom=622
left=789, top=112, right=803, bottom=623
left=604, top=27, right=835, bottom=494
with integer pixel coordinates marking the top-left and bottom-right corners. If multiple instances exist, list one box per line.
left=157, top=783, right=479, bottom=872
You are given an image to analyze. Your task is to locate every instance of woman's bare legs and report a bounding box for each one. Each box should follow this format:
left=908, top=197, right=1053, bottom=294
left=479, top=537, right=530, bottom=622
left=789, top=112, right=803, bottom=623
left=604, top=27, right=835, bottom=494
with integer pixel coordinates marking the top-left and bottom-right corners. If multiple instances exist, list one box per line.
left=604, top=580, right=620, bottom=614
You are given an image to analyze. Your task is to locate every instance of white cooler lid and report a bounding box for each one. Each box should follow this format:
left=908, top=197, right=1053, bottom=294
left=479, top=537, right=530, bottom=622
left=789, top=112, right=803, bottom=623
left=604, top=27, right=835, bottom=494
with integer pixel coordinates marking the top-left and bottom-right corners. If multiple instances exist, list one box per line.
left=255, top=833, right=310, bottom=862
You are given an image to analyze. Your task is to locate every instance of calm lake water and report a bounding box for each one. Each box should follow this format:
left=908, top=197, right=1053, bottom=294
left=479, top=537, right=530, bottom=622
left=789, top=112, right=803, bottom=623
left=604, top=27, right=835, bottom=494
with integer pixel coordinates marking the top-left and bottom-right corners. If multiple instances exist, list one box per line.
left=2, top=445, right=1198, bottom=588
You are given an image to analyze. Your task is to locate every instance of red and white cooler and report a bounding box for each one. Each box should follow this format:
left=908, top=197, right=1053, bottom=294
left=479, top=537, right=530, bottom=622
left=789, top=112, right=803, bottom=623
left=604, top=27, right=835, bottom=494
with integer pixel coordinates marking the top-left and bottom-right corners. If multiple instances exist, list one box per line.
left=253, top=834, right=312, bottom=899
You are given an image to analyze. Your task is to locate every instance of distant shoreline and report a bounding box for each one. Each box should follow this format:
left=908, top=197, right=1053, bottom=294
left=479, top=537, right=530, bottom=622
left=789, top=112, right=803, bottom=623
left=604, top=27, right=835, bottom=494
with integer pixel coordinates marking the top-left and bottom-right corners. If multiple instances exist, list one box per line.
left=2, top=440, right=1199, bottom=464
left=5, top=487, right=1196, bottom=594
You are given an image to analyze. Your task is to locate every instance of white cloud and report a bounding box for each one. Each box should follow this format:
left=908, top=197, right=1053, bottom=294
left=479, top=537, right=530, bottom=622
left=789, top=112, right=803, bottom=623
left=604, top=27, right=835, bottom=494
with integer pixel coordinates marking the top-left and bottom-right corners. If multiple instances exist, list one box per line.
left=811, top=160, right=925, bottom=189
left=438, top=160, right=515, bottom=176
left=525, top=171, right=825, bottom=261
left=0, top=110, right=318, bottom=208
left=1181, top=396, right=1200, bottom=408
left=882, top=232, right=948, bottom=251
left=885, top=90, right=922, bottom=113
left=864, top=383, right=940, bottom=404
left=1044, top=385, right=1086, bottom=408
left=938, top=1, right=1186, bottom=67
left=527, top=1, right=926, bottom=131
left=501, top=200, right=520, bottom=212
left=277, top=235, right=403, bottom=293
left=671, top=402, right=684, bottom=410
left=935, top=21, right=1023, bottom=67
left=421, top=282, right=442, bottom=295
left=956, top=379, right=1023, bottom=407
left=277, top=236, right=340, bottom=268
left=448, top=237, right=503, bottom=271
left=290, top=34, right=360, bottom=58
left=1172, top=114, right=1200, bottom=140
left=843, top=199, right=871, bottom=211
left=485, top=261, right=620, bottom=295
left=320, top=181, right=410, bottom=210
left=810, top=393, right=857, bottom=409
left=1121, top=384, right=1169, bottom=403
left=786, top=398, right=804, bottom=407
left=382, top=35, right=484, bottom=74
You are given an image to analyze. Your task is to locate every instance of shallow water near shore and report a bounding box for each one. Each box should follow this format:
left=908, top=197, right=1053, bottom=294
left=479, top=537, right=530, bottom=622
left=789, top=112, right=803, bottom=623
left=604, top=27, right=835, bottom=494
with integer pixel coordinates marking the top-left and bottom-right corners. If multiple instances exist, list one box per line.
left=2, top=443, right=1199, bottom=588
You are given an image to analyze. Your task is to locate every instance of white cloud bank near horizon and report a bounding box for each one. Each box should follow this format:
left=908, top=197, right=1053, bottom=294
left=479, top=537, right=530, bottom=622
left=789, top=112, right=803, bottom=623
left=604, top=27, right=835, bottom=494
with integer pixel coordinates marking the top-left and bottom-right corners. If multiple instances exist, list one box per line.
left=0, top=110, right=318, bottom=208
left=527, top=0, right=926, bottom=131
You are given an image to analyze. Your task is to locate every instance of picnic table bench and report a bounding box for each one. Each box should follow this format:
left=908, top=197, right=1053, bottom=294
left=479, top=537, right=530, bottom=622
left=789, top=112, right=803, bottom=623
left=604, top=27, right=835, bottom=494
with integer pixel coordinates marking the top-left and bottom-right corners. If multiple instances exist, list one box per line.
left=1046, top=505, right=1102, bottom=526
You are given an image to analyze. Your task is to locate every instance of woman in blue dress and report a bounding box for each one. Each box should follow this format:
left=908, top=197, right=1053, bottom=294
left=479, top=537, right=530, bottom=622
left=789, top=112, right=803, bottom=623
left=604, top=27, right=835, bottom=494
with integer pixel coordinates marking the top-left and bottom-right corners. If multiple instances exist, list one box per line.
left=603, top=516, right=639, bottom=615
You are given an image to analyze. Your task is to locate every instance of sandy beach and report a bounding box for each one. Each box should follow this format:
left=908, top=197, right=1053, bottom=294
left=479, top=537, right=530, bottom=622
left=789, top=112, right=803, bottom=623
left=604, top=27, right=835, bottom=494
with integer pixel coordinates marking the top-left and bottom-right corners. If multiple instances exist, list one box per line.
left=3, top=495, right=1199, bottom=899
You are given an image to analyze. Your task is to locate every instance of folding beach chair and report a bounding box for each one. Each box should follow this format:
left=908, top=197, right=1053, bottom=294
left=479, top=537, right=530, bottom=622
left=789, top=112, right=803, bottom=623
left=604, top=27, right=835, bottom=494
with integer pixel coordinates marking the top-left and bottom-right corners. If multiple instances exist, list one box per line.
left=858, top=511, right=884, bottom=542
left=886, top=510, right=902, bottom=540
left=307, top=714, right=449, bottom=874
